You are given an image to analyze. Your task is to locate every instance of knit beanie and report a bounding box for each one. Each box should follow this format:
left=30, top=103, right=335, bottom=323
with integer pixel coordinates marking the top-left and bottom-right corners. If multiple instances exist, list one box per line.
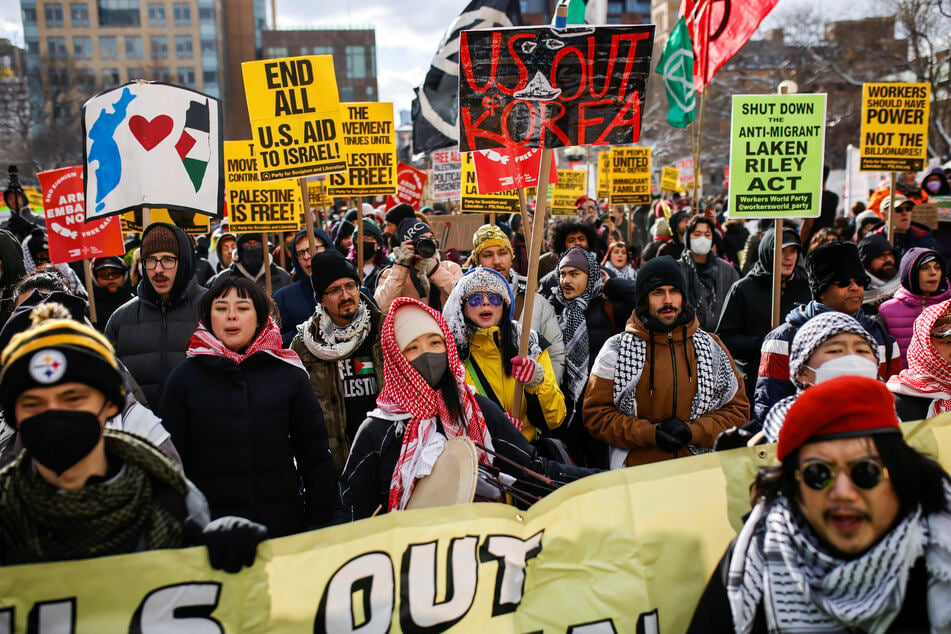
left=398, top=219, right=433, bottom=243
left=806, top=241, right=870, bottom=298
left=140, top=224, right=180, bottom=259
left=393, top=303, right=444, bottom=351
left=777, top=376, right=900, bottom=462
left=386, top=203, right=416, bottom=227
left=788, top=312, right=880, bottom=389
left=358, top=218, right=384, bottom=242
left=634, top=255, right=687, bottom=306
left=559, top=248, right=590, bottom=273
left=857, top=234, right=894, bottom=269
left=311, top=249, right=360, bottom=299
left=25, top=229, right=48, bottom=262
left=0, top=304, right=125, bottom=418
left=471, top=224, right=513, bottom=261
left=454, top=267, right=513, bottom=318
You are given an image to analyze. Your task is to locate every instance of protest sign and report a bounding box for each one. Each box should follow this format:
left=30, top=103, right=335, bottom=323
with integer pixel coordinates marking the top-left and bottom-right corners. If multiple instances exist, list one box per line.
left=224, top=140, right=301, bottom=232
left=82, top=82, right=224, bottom=220
left=551, top=169, right=587, bottom=214
left=609, top=147, right=651, bottom=205
left=458, top=25, right=655, bottom=151
left=4, top=415, right=949, bottom=632
left=472, top=147, right=557, bottom=194
left=859, top=82, right=930, bottom=172
left=597, top=151, right=611, bottom=199
left=432, top=147, right=461, bottom=201
left=242, top=55, right=346, bottom=180
left=306, top=179, right=330, bottom=210
left=326, top=102, right=397, bottom=197
left=660, top=166, right=681, bottom=192
left=676, top=157, right=694, bottom=187
left=913, top=202, right=939, bottom=230
left=37, top=166, right=123, bottom=263
left=729, top=93, right=826, bottom=218
left=386, top=162, right=427, bottom=210
left=120, top=208, right=210, bottom=234
left=23, top=186, right=43, bottom=210
left=461, top=152, right=520, bottom=213
left=933, top=196, right=951, bottom=223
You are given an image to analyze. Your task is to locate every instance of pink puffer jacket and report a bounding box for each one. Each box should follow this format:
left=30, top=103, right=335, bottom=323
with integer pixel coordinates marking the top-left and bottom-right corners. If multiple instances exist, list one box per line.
left=879, top=285, right=951, bottom=367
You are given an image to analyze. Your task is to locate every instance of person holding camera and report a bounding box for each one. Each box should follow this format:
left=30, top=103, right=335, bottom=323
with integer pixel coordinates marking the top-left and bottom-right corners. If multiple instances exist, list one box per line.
left=374, top=218, right=462, bottom=312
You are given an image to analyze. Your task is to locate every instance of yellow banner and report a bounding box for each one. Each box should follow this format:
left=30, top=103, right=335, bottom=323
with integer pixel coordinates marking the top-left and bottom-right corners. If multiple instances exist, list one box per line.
left=460, top=152, right=519, bottom=214
left=120, top=209, right=210, bottom=234
left=610, top=147, right=651, bottom=205
left=325, top=102, right=397, bottom=197
left=241, top=55, right=346, bottom=181
left=661, top=165, right=681, bottom=192
left=551, top=169, right=587, bottom=215
left=6, top=417, right=949, bottom=631
left=597, top=151, right=611, bottom=200
left=860, top=82, right=930, bottom=172
left=224, top=140, right=301, bottom=233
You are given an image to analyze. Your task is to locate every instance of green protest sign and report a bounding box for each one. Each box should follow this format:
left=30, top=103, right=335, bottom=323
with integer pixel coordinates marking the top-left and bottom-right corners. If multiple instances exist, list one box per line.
left=728, top=94, right=826, bottom=218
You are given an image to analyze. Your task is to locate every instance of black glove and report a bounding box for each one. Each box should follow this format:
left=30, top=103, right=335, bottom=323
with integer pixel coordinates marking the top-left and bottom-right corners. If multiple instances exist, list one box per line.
left=713, top=426, right=754, bottom=452
left=202, top=516, right=268, bottom=573
left=655, top=417, right=691, bottom=453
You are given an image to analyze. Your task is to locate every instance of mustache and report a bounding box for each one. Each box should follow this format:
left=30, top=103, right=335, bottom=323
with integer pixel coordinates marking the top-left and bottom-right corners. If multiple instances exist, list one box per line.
left=824, top=506, right=870, bottom=522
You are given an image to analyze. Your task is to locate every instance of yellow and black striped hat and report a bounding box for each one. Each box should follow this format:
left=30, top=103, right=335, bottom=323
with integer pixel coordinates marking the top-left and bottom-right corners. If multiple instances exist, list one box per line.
left=0, top=304, right=125, bottom=418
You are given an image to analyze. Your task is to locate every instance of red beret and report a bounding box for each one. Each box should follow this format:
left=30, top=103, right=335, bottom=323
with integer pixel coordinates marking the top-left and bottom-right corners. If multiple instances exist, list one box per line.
left=777, top=376, right=901, bottom=462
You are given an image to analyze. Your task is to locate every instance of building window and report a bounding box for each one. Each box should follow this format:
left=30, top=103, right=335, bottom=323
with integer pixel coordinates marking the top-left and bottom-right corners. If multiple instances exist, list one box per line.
left=124, top=35, right=142, bottom=58
left=369, top=45, right=376, bottom=77
left=127, top=66, right=145, bottom=79
left=53, top=102, right=72, bottom=122
left=202, top=69, right=216, bottom=84
left=198, top=6, right=213, bottom=20
left=101, top=67, right=120, bottom=87
left=200, top=38, right=215, bottom=55
left=345, top=45, right=365, bottom=79
left=147, top=2, right=164, bottom=25
left=172, top=2, right=189, bottom=25
left=73, top=36, right=92, bottom=59
left=150, top=35, right=168, bottom=59
left=70, top=3, right=89, bottom=25
left=76, top=68, right=96, bottom=92
left=154, top=67, right=170, bottom=82
left=22, top=7, right=37, bottom=24
left=47, top=36, right=66, bottom=59
left=177, top=66, right=194, bottom=87
left=303, top=45, right=332, bottom=56
left=25, top=38, right=39, bottom=54
left=265, top=46, right=288, bottom=58
left=98, top=0, right=140, bottom=26
left=366, top=85, right=374, bottom=100
left=339, top=85, right=354, bottom=101
left=99, top=35, right=117, bottom=59
left=44, top=3, right=64, bottom=27
left=607, top=1, right=623, bottom=13
left=175, top=34, right=192, bottom=58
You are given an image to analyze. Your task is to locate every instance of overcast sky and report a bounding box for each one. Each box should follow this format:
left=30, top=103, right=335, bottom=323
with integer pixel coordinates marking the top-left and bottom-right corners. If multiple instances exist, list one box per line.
left=0, top=0, right=885, bottom=116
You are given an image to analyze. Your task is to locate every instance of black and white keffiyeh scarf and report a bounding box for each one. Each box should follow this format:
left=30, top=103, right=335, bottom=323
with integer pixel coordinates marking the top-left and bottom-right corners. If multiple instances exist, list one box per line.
left=552, top=248, right=603, bottom=403
left=297, top=300, right=372, bottom=361
left=727, top=492, right=951, bottom=634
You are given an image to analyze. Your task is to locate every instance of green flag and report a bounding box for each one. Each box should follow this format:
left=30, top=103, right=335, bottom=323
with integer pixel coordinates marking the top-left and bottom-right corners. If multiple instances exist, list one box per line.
left=657, top=16, right=696, bottom=129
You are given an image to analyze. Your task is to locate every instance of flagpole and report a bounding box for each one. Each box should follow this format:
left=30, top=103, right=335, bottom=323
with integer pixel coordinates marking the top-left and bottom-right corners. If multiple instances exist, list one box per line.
left=83, top=258, right=98, bottom=325
left=300, top=176, right=317, bottom=258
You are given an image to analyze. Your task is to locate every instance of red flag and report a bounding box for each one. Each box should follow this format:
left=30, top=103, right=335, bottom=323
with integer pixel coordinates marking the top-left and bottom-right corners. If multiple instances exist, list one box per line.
left=472, top=147, right=558, bottom=195
left=682, top=0, right=779, bottom=92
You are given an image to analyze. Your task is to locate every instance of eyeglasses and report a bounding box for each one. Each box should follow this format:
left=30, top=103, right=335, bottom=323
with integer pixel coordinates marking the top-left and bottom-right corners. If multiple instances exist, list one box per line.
left=143, top=256, right=178, bottom=270
left=296, top=249, right=312, bottom=259
left=323, top=281, right=358, bottom=298
left=465, top=293, right=505, bottom=308
left=95, top=269, right=124, bottom=280
left=796, top=459, right=889, bottom=491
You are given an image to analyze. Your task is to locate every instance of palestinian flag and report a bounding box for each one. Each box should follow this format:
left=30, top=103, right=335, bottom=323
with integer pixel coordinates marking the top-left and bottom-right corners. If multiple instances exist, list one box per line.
left=175, top=99, right=211, bottom=192
left=353, top=359, right=375, bottom=375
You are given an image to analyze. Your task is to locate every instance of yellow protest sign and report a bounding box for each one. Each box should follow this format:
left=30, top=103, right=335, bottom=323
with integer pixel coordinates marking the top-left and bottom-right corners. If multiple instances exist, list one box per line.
left=860, top=82, right=930, bottom=172
left=23, top=186, right=43, bottom=210
left=120, top=209, right=209, bottom=234
left=306, top=180, right=330, bottom=209
left=610, top=147, right=651, bottom=205
left=460, top=152, right=519, bottom=213
left=241, top=55, right=346, bottom=180
left=326, top=102, right=397, bottom=197
left=597, top=151, right=611, bottom=200
left=661, top=166, right=681, bottom=192
left=551, top=169, right=587, bottom=215
left=224, top=140, right=301, bottom=232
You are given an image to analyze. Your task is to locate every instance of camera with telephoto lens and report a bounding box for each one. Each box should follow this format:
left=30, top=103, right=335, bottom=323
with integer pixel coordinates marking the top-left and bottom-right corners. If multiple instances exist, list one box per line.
left=413, top=235, right=437, bottom=259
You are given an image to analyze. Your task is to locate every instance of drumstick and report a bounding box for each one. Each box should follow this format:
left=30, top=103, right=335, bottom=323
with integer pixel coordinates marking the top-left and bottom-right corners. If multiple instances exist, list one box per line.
left=474, top=443, right=555, bottom=486
left=370, top=504, right=383, bottom=518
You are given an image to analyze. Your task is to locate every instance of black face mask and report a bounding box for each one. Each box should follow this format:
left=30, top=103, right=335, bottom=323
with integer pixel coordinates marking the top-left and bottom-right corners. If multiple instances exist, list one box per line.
left=19, top=409, right=103, bottom=475
left=241, top=246, right=264, bottom=273
left=362, top=243, right=377, bottom=259
left=409, top=352, right=448, bottom=388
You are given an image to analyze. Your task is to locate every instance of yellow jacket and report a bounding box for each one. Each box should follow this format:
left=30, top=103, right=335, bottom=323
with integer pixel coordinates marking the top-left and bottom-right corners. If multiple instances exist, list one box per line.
left=462, top=326, right=566, bottom=441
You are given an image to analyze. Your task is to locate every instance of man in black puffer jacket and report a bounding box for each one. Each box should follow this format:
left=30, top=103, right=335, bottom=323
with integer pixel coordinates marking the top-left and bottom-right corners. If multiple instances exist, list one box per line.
left=105, top=223, right=207, bottom=406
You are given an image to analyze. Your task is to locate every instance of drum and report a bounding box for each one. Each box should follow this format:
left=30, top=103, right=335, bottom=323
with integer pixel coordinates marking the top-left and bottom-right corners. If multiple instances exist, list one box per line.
left=405, top=437, right=479, bottom=510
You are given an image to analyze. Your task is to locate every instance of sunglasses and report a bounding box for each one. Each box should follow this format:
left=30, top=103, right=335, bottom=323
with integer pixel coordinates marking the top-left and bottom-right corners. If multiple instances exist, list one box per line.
left=796, top=459, right=889, bottom=491
left=830, top=278, right=864, bottom=289
left=465, top=293, right=504, bottom=308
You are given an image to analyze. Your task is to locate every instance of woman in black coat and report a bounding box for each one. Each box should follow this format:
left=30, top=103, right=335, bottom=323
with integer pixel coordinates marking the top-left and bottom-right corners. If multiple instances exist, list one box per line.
left=159, top=277, right=335, bottom=537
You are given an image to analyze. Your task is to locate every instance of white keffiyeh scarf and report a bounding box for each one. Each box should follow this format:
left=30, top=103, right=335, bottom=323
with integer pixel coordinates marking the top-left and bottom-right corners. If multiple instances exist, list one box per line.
left=297, top=300, right=372, bottom=361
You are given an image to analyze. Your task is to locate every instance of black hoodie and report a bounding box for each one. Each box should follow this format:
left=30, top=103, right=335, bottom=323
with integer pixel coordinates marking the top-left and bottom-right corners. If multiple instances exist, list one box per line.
left=0, top=229, right=26, bottom=322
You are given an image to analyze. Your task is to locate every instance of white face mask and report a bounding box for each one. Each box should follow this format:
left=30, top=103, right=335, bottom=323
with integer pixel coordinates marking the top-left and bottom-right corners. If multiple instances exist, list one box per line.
left=807, top=354, right=879, bottom=385
left=690, top=236, right=712, bottom=256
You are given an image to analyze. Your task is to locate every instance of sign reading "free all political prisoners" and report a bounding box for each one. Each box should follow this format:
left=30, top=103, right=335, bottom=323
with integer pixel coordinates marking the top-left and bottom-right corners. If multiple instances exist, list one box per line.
left=458, top=25, right=655, bottom=151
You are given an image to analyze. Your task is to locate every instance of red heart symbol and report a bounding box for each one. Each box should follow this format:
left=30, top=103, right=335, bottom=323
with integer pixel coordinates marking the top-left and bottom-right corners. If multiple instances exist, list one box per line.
left=128, top=114, right=173, bottom=151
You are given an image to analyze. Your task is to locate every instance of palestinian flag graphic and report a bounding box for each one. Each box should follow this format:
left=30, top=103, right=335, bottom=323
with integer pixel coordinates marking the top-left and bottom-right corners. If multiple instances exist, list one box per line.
left=353, top=359, right=375, bottom=375
left=175, top=99, right=211, bottom=192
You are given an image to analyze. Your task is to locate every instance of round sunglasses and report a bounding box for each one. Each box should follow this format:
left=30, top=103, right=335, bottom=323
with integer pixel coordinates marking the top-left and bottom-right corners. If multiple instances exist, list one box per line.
left=796, top=459, right=889, bottom=491
left=465, top=292, right=505, bottom=308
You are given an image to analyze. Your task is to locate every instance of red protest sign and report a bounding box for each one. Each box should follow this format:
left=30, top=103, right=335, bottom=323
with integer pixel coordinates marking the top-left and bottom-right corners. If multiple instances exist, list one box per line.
left=472, top=147, right=558, bottom=194
left=386, top=162, right=427, bottom=209
left=37, top=166, right=124, bottom=264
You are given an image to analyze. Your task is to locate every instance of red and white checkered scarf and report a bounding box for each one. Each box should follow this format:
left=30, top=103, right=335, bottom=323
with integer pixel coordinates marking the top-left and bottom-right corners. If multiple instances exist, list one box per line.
left=187, top=317, right=305, bottom=372
left=377, top=297, right=491, bottom=512
left=896, top=300, right=951, bottom=413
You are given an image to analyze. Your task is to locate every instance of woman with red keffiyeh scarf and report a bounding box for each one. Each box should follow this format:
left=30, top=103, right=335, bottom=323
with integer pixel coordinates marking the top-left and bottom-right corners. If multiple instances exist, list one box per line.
left=333, top=297, right=597, bottom=523
left=888, top=299, right=951, bottom=421
left=158, top=277, right=336, bottom=537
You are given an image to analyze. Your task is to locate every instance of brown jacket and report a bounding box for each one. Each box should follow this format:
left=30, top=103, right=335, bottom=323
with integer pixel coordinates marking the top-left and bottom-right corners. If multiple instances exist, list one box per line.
left=583, top=309, right=749, bottom=466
